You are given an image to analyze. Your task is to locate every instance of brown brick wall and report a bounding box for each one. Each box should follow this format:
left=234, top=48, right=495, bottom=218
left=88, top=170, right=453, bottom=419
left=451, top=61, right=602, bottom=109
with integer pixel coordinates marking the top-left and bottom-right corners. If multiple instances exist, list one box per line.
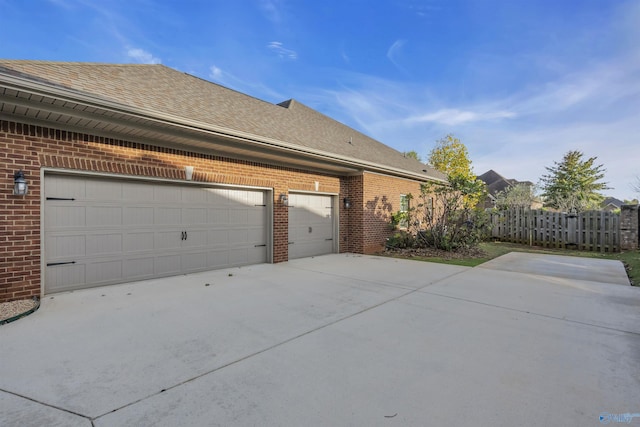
left=339, top=175, right=364, bottom=254
left=362, top=172, right=425, bottom=254
left=0, top=120, right=343, bottom=302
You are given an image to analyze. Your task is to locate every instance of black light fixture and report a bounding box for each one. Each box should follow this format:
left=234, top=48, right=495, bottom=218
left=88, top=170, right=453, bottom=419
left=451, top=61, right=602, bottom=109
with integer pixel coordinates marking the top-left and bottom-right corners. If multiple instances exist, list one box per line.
left=343, top=197, right=351, bottom=209
left=13, top=170, right=28, bottom=196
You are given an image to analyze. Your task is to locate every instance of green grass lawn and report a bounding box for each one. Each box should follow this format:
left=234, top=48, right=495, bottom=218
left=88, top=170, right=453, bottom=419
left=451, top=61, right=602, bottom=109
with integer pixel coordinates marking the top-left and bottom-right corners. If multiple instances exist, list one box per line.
left=390, top=241, right=640, bottom=286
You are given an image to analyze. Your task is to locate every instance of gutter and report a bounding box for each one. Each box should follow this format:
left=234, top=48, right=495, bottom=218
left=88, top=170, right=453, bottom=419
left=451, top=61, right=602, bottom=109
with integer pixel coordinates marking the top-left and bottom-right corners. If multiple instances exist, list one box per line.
left=0, top=71, right=447, bottom=184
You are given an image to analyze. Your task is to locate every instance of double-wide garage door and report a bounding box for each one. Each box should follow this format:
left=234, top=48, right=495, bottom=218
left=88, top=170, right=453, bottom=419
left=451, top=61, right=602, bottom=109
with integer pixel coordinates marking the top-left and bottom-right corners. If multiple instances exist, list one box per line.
left=44, top=175, right=269, bottom=293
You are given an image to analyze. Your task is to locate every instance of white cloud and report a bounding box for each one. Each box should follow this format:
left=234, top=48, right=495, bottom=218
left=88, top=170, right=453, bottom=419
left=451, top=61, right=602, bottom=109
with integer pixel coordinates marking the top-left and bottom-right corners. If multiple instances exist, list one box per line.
left=386, top=39, right=407, bottom=71
left=259, top=0, right=284, bottom=24
left=267, top=41, right=298, bottom=60
left=209, top=65, right=223, bottom=80
left=299, top=51, right=640, bottom=200
left=126, top=48, right=161, bottom=64
left=407, top=108, right=516, bottom=126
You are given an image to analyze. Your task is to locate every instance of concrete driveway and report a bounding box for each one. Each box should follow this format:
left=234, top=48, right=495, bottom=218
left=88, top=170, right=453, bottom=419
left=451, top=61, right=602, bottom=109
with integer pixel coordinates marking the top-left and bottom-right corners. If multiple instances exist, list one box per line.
left=1, top=253, right=639, bottom=426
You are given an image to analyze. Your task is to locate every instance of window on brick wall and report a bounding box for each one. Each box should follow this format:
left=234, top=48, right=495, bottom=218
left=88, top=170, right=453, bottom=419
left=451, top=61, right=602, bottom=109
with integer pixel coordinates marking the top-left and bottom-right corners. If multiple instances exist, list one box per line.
left=400, top=194, right=409, bottom=229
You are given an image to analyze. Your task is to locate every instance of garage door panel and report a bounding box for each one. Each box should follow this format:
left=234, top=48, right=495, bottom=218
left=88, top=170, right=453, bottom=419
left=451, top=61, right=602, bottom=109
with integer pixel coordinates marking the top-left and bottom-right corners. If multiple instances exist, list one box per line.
left=122, top=182, right=153, bottom=202
left=182, top=186, right=209, bottom=203
left=229, top=248, right=249, bottom=265
left=154, top=185, right=181, bottom=203
left=181, top=251, right=209, bottom=271
left=124, top=232, right=154, bottom=252
left=155, top=255, right=181, bottom=275
left=46, top=264, right=85, bottom=293
left=248, top=246, right=268, bottom=264
left=155, top=207, right=181, bottom=225
left=85, top=233, right=122, bottom=256
left=123, top=257, right=154, bottom=279
left=229, top=209, right=249, bottom=224
left=288, top=194, right=335, bottom=260
left=45, top=206, right=86, bottom=228
left=86, top=259, right=123, bottom=284
left=208, top=229, right=230, bottom=244
left=183, top=208, right=207, bottom=225
left=86, top=180, right=122, bottom=201
left=229, top=228, right=249, bottom=245
left=45, top=175, right=269, bottom=293
left=208, top=250, right=230, bottom=268
left=124, top=206, right=154, bottom=225
left=86, top=206, right=122, bottom=227
left=183, top=228, right=209, bottom=248
left=46, top=175, right=87, bottom=199
left=247, top=227, right=266, bottom=243
left=208, top=208, right=229, bottom=223
left=155, top=230, right=183, bottom=251
left=45, top=234, right=86, bottom=259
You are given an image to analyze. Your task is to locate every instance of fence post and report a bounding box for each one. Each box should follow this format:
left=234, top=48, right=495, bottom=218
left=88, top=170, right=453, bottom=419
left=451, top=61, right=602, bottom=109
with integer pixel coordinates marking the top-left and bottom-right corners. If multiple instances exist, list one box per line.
left=566, top=213, right=577, bottom=249
left=619, top=204, right=639, bottom=250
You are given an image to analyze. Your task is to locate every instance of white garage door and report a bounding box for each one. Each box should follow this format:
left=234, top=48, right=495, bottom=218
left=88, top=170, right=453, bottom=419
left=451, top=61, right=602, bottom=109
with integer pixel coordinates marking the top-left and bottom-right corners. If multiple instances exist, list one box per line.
left=288, top=193, right=335, bottom=260
left=44, top=175, right=269, bottom=293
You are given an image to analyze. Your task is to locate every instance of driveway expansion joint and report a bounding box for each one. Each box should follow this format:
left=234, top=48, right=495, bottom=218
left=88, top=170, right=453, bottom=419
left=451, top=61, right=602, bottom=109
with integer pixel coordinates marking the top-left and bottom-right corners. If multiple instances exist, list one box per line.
left=93, top=285, right=425, bottom=421
left=415, top=290, right=640, bottom=336
left=0, top=387, right=94, bottom=423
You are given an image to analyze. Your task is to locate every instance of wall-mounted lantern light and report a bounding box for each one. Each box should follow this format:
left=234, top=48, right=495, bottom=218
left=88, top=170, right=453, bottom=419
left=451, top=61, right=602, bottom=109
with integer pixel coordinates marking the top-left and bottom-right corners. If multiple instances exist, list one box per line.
left=184, top=166, right=194, bottom=181
left=280, top=193, right=289, bottom=206
left=13, top=170, right=28, bottom=196
left=343, top=197, right=351, bottom=209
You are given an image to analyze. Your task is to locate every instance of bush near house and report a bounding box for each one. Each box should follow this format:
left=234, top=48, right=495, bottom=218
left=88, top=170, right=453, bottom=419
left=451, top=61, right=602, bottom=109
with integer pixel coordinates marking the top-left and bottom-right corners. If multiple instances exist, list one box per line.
left=386, top=176, right=489, bottom=251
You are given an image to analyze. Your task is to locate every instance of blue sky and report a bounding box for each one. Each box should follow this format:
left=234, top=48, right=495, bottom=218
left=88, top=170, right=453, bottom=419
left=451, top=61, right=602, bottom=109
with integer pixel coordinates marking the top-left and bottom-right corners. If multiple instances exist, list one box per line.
left=1, top=0, right=639, bottom=199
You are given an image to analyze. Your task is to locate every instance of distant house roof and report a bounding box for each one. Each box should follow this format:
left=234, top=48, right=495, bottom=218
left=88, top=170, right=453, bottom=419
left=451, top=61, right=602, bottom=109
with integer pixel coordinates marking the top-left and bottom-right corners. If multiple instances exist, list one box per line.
left=478, top=170, right=516, bottom=196
left=602, top=197, right=624, bottom=209
left=0, top=60, right=446, bottom=182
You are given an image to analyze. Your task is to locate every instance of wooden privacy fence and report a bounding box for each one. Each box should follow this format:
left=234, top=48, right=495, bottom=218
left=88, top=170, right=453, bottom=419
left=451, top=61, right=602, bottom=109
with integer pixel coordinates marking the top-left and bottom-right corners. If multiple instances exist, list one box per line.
left=488, top=209, right=620, bottom=252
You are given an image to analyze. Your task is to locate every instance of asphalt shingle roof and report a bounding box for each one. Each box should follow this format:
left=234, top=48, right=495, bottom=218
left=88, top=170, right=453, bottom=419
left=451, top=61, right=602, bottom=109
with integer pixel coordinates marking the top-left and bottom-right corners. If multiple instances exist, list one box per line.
left=0, top=60, right=445, bottom=181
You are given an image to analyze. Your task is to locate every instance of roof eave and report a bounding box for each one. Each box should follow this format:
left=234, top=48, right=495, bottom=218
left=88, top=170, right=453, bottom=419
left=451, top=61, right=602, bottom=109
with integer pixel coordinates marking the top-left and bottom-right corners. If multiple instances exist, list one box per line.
left=0, top=71, right=446, bottom=183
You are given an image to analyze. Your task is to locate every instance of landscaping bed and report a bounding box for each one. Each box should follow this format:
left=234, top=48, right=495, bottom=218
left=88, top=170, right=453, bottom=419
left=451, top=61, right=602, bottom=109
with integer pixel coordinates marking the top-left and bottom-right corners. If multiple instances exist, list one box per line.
left=0, top=298, right=39, bottom=325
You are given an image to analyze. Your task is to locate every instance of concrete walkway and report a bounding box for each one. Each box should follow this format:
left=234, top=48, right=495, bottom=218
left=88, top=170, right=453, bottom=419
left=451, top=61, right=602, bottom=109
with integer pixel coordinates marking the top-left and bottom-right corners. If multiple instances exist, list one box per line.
left=1, top=253, right=638, bottom=426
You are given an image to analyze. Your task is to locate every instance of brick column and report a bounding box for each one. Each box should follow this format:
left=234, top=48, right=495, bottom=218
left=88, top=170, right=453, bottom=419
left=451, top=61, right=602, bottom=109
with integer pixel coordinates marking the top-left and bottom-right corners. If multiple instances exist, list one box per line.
left=619, top=204, right=639, bottom=250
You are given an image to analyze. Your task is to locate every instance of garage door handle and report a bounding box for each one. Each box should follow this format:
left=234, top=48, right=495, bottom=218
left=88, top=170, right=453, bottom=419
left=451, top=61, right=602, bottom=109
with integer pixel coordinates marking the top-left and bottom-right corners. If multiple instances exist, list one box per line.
left=46, top=197, right=76, bottom=201
left=288, top=242, right=294, bottom=245
left=47, top=261, right=76, bottom=266
left=254, top=244, right=267, bottom=247
left=325, top=238, right=333, bottom=241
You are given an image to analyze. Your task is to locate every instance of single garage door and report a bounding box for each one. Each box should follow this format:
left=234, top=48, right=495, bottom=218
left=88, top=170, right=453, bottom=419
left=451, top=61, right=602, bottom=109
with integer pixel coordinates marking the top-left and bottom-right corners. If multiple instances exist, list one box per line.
left=288, top=193, right=335, bottom=260
left=44, top=174, right=269, bottom=293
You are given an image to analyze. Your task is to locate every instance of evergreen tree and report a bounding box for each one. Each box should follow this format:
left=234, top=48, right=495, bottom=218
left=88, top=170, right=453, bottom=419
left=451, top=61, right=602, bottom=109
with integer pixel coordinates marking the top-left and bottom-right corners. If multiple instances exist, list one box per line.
left=404, top=150, right=422, bottom=161
left=540, top=150, right=609, bottom=212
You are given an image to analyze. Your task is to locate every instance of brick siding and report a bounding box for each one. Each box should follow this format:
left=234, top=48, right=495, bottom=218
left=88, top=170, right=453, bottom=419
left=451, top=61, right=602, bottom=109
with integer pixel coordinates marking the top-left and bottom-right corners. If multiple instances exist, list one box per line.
left=0, top=120, right=346, bottom=302
left=362, top=172, right=427, bottom=254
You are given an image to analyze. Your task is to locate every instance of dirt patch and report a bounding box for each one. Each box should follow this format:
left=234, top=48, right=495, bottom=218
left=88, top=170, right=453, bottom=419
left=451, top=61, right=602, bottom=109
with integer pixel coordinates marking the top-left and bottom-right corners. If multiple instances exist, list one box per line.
left=382, top=246, right=486, bottom=260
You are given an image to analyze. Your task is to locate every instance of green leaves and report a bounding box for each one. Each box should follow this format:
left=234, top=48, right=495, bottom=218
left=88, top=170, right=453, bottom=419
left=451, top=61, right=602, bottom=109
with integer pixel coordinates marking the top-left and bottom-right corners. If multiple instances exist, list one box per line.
left=428, top=134, right=485, bottom=208
left=540, top=150, right=609, bottom=212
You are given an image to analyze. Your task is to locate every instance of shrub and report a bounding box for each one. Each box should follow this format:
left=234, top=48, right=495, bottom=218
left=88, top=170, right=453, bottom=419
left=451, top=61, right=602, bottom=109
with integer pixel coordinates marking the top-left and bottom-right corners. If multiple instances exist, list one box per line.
left=385, top=231, right=416, bottom=249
